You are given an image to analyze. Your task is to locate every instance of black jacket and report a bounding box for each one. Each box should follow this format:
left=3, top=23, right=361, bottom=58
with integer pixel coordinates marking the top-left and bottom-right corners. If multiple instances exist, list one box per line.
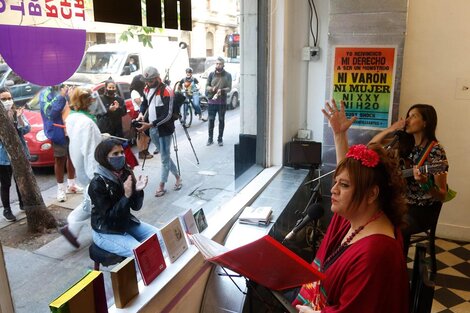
left=88, top=169, right=144, bottom=234
left=97, top=95, right=126, bottom=137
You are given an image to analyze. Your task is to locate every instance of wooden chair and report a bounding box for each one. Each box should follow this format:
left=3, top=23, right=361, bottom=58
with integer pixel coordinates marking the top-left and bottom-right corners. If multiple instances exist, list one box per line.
left=410, top=243, right=435, bottom=313
left=409, top=203, right=442, bottom=273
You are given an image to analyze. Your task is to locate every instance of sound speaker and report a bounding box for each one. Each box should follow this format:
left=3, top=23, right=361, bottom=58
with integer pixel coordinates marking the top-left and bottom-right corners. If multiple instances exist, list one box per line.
left=285, top=141, right=321, bottom=168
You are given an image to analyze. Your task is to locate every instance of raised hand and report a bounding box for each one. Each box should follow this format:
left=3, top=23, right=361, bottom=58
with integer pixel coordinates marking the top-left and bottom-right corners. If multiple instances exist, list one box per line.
left=321, top=99, right=357, bottom=135
left=135, top=175, right=148, bottom=191
left=124, top=176, right=133, bottom=198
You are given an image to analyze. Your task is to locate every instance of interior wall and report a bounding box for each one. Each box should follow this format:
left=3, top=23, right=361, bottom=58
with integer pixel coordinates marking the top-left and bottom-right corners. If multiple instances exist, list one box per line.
left=400, top=0, right=470, bottom=240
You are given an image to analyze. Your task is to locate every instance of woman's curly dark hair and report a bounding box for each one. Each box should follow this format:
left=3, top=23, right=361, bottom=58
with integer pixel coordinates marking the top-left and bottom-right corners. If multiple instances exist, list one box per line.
left=335, top=143, right=407, bottom=227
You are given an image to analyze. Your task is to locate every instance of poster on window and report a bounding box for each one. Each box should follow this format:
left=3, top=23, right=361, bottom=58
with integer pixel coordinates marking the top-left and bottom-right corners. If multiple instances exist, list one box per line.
left=332, top=46, right=397, bottom=129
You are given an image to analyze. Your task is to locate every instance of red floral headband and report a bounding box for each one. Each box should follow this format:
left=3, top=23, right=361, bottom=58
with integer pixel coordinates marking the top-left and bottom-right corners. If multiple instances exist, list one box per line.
left=346, top=144, right=380, bottom=168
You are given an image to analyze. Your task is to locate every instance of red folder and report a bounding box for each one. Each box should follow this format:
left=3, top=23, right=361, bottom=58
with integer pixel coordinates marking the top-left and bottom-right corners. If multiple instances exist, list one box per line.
left=190, top=234, right=325, bottom=291
left=133, top=234, right=166, bottom=286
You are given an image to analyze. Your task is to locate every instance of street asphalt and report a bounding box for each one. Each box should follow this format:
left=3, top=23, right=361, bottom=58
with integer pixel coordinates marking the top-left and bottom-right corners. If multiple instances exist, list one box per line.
left=1, top=110, right=241, bottom=313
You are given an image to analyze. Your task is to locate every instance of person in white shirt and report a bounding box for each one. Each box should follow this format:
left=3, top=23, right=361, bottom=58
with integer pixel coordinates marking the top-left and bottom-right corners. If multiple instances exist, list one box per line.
left=59, top=87, right=102, bottom=248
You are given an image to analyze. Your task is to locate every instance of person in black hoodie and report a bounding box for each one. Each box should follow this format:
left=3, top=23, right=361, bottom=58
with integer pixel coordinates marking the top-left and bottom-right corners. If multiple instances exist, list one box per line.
left=137, top=67, right=182, bottom=197
left=88, top=138, right=160, bottom=257
left=97, top=79, right=127, bottom=138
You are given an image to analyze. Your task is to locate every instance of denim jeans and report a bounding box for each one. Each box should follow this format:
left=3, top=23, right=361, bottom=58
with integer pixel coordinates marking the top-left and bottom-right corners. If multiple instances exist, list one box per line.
left=208, top=104, right=227, bottom=142
left=159, top=134, right=179, bottom=183
left=190, top=92, right=201, bottom=116
left=92, top=222, right=161, bottom=258
left=149, top=127, right=161, bottom=153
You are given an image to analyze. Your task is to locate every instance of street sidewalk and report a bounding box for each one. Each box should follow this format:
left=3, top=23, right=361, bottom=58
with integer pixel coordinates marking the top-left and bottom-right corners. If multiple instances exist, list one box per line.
left=1, top=111, right=240, bottom=313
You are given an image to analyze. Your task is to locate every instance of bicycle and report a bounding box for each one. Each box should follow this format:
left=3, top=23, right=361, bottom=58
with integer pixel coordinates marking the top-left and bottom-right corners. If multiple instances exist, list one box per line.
left=174, top=82, right=208, bottom=128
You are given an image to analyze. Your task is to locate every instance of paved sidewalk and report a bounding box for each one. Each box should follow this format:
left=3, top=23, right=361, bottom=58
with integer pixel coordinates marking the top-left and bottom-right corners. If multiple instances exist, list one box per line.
left=1, top=111, right=241, bottom=313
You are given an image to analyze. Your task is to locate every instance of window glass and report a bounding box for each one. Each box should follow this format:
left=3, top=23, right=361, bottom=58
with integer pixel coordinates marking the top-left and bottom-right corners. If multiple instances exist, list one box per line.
left=1, top=1, right=265, bottom=312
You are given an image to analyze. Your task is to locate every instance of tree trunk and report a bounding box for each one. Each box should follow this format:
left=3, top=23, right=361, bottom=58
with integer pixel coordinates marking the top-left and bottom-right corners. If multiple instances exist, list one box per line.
left=0, top=105, right=57, bottom=233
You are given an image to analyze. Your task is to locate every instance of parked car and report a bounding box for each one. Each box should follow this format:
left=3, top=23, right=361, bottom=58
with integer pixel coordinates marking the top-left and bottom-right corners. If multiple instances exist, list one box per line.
left=0, top=63, right=42, bottom=106
left=23, top=81, right=136, bottom=167
left=197, top=62, right=240, bottom=110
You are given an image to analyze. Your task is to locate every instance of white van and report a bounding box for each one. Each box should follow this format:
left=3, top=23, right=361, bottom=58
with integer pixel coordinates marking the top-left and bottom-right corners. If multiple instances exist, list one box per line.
left=67, top=41, right=189, bottom=85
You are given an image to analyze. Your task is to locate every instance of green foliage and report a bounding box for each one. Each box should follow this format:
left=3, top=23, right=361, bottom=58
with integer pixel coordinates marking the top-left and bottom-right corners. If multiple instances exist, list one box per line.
left=120, top=26, right=166, bottom=48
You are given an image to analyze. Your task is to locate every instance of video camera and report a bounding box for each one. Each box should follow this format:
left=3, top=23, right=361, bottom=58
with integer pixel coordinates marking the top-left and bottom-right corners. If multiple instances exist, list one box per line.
left=131, top=120, right=143, bottom=128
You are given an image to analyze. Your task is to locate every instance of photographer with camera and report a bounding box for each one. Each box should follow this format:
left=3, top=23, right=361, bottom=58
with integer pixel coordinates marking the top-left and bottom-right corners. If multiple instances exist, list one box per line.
left=137, top=67, right=182, bottom=197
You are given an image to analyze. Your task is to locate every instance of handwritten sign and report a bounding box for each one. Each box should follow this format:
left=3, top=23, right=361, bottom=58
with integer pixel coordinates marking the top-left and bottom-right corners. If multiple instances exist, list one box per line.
left=0, top=0, right=87, bottom=86
left=332, top=47, right=396, bottom=129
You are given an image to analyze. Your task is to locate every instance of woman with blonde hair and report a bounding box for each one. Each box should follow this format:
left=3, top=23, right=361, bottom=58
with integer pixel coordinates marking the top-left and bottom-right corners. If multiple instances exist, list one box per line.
left=59, top=87, right=103, bottom=248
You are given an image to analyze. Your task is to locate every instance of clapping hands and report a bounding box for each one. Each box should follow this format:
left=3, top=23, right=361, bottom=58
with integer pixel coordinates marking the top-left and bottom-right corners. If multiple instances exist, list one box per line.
left=135, top=175, right=148, bottom=191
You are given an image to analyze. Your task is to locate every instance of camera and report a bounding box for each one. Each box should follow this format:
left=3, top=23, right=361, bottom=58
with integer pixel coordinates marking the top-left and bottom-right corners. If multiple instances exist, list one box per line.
left=131, top=120, right=143, bottom=128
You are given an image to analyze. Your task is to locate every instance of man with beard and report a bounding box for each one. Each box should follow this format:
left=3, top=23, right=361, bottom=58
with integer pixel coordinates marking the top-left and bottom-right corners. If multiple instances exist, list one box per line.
left=205, top=57, right=232, bottom=146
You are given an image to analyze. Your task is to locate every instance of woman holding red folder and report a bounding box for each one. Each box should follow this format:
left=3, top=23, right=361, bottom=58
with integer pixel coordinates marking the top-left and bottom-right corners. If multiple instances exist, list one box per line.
left=293, top=100, right=409, bottom=313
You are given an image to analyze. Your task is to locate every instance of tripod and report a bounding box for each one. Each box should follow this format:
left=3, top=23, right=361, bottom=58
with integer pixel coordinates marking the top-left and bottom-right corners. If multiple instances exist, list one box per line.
left=172, top=119, right=200, bottom=176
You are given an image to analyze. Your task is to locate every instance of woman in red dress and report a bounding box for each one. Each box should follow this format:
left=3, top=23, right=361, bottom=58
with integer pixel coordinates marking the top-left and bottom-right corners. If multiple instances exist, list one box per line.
left=293, top=100, right=409, bottom=313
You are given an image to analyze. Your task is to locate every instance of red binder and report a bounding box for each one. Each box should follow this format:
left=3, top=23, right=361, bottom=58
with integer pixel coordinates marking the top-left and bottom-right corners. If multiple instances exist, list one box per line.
left=133, top=234, right=166, bottom=286
left=190, top=234, right=325, bottom=291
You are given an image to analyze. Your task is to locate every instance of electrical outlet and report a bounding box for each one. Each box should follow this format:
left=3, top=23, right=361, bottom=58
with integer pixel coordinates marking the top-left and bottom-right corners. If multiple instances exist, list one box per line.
left=302, top=47, right=320, bottom=61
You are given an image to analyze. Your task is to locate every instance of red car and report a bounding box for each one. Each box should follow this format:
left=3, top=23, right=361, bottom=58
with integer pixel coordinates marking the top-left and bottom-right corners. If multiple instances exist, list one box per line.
left=23, top=82, right=136, bottom=167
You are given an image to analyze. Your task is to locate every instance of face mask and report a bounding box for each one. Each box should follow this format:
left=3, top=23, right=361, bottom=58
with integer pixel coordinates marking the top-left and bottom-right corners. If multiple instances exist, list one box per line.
left=108, top=155, right=125, bottom=171
left=1, top=99, right=13, bottom=111
left=106, top=89, right=116, bottom=97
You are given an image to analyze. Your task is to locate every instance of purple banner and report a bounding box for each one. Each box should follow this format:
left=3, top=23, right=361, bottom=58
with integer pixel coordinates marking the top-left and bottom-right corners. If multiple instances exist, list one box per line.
left=0, top=25, right=86, bottom=86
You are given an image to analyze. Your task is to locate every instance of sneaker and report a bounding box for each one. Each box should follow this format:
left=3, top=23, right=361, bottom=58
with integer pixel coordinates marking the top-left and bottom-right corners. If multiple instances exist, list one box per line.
left=66, top=184, right=84, bottom=194
left=3, top=209, right=16, bottom=222
left=218, top=140, right=223, bottom=146
left=206, top=139, right=214, bottom=146
left=153, top=149, right=160, bottom=155
left=57, top=189, right=67, bottom=202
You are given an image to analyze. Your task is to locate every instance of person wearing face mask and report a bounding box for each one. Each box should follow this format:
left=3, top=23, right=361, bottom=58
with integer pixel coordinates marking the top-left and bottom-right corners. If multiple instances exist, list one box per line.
left=205, top=57, right=232, bottom=146
left=0, top=87, right=31, bottom=222
left=88, top=139, right=160, bottom=257
left=96, top=79, right=127, bottom=138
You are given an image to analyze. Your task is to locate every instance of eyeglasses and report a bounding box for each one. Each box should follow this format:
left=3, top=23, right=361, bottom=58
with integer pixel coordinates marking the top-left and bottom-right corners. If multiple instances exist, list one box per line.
left=0, top=97, right=12, bottom=101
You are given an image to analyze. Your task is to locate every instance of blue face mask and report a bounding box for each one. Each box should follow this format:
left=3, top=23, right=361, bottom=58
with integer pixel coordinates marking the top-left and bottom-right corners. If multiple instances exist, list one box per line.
left=108, top=155, right=125, bottom=171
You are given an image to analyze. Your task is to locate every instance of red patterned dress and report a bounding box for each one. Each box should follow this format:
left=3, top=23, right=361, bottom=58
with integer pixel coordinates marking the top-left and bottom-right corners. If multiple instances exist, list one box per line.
left=292, top=214, right=409, bottom=313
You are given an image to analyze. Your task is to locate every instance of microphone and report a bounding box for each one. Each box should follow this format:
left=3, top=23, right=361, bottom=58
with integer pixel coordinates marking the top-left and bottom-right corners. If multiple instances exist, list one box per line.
left=385, top=130, right=406, bottom=150
left=283, top=203, right=324, bottom=241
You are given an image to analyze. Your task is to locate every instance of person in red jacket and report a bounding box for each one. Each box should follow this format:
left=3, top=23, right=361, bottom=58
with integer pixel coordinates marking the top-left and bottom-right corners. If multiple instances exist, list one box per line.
left=293, top=100, right=409, bottom=313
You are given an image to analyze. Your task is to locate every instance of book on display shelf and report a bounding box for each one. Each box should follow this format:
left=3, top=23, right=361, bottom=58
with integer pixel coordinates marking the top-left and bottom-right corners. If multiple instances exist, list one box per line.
left=238, top=206, right=273, bottom=225
left=161, top=217, right=189, bottom=263
left=179, top=208, right=199, bottom=235
left=49, top=270, right=108, bottom=313
left=110, top=257, right=139, bottom=308
left=133, top=233, right=166, bottom=286
left=188, top=233, right=325, bottom=291
left=193, top=208, right=208, bottom=233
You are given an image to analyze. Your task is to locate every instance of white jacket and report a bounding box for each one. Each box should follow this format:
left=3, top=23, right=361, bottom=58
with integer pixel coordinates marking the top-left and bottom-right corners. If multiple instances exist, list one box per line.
left=66, top=112, right=102, bottom=186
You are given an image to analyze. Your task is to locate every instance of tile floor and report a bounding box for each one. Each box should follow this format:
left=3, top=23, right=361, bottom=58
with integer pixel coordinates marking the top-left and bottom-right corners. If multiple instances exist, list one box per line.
left=407, top=238, right=470, bottom=313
